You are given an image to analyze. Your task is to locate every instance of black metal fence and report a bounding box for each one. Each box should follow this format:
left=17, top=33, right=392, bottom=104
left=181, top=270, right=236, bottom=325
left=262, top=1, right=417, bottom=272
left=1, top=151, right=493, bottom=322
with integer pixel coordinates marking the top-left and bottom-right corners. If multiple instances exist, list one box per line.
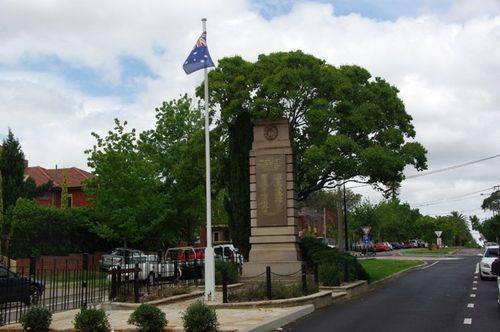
left=0, top=254, right=108, bottom=325
left=1, top=251, right=244, bottom=325
left=107, top=259, right=205, bottom=303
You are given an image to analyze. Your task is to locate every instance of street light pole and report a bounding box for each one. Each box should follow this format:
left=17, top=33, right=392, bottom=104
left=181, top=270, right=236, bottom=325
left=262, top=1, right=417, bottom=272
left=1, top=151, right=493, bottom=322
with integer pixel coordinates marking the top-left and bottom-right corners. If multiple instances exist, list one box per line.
left=343, top=183, right=348, bottom=252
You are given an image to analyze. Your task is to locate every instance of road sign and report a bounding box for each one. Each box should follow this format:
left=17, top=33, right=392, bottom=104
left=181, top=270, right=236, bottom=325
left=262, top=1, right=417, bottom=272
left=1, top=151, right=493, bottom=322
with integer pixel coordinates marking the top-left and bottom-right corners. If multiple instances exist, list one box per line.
left=362, top=235, right=370, bottom=244
left=435, top=231, right=442, bottom=238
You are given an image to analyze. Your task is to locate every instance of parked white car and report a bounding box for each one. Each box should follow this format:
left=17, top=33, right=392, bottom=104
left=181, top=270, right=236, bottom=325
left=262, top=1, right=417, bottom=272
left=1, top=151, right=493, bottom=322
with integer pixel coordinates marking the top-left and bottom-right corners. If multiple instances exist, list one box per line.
left=479, top=245, right=499, bottom=280
left=214, top=244, right=244, bottom=267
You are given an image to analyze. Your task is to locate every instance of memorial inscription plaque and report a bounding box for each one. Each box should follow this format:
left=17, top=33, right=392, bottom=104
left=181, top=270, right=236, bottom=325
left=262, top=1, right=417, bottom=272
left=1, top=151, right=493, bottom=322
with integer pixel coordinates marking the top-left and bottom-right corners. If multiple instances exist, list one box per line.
left=255, top=155, right=286, bottom=226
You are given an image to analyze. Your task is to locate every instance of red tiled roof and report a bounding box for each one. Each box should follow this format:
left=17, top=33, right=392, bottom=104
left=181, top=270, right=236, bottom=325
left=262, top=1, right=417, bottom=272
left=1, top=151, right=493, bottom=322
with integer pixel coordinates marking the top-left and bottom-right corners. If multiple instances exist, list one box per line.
left=24, top=166, right=93, bottom=188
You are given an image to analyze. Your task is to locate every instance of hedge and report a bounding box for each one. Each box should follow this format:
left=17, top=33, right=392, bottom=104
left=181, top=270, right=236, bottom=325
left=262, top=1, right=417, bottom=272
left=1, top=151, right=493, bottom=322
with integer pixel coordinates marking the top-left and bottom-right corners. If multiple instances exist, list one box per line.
left=301, top=236, right=369, bottom=283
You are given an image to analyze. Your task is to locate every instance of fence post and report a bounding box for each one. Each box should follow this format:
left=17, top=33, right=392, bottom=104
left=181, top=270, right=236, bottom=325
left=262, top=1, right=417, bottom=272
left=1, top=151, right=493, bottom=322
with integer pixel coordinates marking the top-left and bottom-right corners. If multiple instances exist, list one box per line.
left=222, top=268, right=228, bottom=303
left=266, top=266, right=272, bottom=300
left=116, top=265, right=122, bottom=299
left=134, top=263, right=140, bottom=303
left=82, top=253, right=89, bottom=307
left=109, top=268, right=117, bottom=301
left=301, top=263, right=307, bottom=295
left=314, top=263, right=319, bottom=285
left=174, top=260, right=178, bottom=281
left=29, top=256, right=36, bottom=279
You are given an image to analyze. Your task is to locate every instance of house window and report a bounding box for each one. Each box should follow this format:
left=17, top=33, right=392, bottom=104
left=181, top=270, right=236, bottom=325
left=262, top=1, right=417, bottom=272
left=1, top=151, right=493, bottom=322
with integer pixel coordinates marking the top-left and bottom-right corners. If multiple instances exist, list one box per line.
left=67, top=194, right=73, bottom=208
left=213, top=231, right=220, bottom=243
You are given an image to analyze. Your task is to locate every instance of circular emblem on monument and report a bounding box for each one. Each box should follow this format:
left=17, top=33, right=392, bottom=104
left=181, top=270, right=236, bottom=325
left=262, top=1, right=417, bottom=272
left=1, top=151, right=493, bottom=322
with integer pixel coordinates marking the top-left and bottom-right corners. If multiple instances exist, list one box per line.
left=264, top=125, right=278, bottom=141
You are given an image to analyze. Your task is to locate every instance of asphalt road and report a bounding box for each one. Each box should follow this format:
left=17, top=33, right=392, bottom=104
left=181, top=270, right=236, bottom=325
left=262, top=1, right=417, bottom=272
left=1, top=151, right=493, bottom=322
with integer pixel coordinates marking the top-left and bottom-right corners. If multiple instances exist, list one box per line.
left=285, top=250, right=499, bottom=332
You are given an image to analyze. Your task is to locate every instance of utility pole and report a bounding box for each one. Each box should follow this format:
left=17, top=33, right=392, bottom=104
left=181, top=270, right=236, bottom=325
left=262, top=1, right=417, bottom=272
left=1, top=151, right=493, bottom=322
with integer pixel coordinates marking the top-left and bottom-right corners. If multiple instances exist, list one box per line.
left=343, top=183, right=348, bottom=252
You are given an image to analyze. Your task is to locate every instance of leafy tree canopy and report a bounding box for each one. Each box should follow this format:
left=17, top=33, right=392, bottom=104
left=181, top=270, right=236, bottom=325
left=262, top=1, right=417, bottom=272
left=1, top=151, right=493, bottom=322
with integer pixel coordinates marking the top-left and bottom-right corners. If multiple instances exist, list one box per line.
left=481, top=190, right=500, bottom=213
left=204, top=51, right=428, bottom=200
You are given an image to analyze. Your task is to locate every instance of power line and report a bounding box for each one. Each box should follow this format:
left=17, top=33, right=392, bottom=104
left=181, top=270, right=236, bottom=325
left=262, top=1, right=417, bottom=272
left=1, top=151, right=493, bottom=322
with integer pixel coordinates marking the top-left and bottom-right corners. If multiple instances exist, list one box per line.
left=413, top=186, right=495, bottom=207
left=346, top=153, right=500, bottom=190
left=405, top=153, right=500, bottom=179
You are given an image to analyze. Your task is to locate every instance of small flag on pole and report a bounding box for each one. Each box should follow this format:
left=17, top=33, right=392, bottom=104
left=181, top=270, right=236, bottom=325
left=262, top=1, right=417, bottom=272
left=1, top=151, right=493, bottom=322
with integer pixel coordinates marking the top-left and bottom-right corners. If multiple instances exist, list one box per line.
left=183, top=31, right=215, bottom=74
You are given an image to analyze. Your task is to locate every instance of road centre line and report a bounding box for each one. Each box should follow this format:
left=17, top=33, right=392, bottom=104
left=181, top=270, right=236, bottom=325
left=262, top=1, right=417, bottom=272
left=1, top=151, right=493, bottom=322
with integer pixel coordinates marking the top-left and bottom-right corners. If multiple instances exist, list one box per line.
left=473, top=280, right=477, bottom=284
left=467, top=303, right=474, bottom=308
left=472, top=287, right=477, bottom=290
left=470, top=294, right=476, bottom=298
left=463, top=318, right=472, bottom=325
left=475, top=263, right=479, bottom=274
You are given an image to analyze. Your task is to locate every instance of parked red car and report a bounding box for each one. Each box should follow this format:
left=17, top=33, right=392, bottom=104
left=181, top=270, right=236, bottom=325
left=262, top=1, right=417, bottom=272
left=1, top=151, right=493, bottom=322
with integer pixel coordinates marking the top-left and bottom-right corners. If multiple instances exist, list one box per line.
left=404, top=242, right=413, bottom=249
left=374, top=242, right=391, bottom=252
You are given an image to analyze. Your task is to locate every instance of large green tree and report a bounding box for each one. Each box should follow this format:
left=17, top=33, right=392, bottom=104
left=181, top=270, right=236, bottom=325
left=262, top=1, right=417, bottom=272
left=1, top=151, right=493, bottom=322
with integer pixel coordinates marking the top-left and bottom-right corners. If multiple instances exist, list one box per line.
left=85, top=119, right=172, bottom=248
left=204, top=51, right=427, bottom=256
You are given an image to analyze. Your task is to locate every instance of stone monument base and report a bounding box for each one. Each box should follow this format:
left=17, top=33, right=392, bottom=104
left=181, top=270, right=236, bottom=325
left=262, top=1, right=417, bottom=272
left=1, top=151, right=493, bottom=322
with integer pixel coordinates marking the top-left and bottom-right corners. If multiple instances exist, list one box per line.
left=242, top=261, right=303, bottom=279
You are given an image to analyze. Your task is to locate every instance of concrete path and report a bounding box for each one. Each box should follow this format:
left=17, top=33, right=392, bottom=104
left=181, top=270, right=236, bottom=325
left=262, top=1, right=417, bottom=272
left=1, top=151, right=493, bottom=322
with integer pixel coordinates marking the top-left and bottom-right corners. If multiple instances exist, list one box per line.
left=2, top=294, right=305, bottom=331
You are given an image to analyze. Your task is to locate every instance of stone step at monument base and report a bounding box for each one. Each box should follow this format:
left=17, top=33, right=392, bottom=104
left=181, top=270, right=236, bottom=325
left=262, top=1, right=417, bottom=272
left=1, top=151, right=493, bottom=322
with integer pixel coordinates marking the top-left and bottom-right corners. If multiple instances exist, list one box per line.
left=242, top=261, right=303, bottom=281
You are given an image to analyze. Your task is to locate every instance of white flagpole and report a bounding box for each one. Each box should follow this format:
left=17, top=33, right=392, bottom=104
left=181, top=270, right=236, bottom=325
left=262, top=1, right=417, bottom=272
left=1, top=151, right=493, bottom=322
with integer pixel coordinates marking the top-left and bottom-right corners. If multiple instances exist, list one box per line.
left=202, top=17, right=215, bottom=302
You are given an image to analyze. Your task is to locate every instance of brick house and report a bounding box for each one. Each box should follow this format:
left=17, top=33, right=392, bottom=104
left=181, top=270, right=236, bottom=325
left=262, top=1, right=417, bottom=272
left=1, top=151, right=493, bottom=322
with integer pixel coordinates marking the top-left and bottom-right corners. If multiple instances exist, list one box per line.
left=24, top=165, right=93, bottom=208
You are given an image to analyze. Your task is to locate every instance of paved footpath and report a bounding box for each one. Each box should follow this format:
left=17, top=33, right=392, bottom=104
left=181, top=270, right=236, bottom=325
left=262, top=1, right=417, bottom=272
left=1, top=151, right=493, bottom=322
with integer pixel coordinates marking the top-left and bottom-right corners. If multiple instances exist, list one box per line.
left=285, top=250, right=499, bottom=332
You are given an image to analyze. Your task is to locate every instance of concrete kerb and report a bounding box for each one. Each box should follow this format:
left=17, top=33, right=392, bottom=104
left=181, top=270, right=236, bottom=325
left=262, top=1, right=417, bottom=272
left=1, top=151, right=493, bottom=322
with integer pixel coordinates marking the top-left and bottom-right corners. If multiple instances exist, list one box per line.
left=239, top=304, right=314, bottom=332
left=320, top=280, right=368, bottom=300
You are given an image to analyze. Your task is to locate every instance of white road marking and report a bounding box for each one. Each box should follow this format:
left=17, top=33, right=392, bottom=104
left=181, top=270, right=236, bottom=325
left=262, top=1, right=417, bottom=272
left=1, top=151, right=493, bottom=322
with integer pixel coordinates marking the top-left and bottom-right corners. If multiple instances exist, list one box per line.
left=467, top=303, right=474, bottom=308
left=463, top=318, right=472, bottom=325
left=420, top=261, right=439, bottom=270
left=472, top=287, right=477, bottom=291
left=475, top=263, right=479, bottom=274
left=470, top=294, right=476, bottom=298
left=473, top=280, right=477, bottom=284
left=474, top=276, right=478, bottom=279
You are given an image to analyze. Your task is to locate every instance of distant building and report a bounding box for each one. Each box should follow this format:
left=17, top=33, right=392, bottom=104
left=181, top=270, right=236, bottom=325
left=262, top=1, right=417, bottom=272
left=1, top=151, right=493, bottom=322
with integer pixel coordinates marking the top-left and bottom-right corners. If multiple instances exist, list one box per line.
left=298, top=207, right=337, bottom=238
left=24, top=164, right=93, bottom=208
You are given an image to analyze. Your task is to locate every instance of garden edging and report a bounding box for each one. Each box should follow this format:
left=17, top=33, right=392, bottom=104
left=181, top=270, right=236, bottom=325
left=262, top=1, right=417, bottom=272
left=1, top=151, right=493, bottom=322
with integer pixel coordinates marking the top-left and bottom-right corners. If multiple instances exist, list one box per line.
left=209, top=290, right=333, bottom=309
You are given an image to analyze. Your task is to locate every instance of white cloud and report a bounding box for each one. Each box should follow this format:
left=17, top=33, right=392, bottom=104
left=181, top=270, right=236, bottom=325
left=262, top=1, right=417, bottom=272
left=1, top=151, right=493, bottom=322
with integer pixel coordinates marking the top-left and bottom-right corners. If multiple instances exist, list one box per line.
left=0, top=0, right=499, bottom=220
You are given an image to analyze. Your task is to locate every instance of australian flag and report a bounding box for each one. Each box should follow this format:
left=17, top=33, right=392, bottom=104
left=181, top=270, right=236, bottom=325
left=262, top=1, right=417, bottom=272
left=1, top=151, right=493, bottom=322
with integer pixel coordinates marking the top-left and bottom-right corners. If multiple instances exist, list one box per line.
left=183, top=31, right=215, bottom=74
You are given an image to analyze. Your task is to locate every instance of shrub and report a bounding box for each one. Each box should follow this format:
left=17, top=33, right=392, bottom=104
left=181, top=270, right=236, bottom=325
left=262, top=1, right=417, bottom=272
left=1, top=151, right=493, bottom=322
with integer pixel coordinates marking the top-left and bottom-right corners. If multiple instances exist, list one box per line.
left=318, top=264, right=341, bottom=286
left=301, top=236, right=369, bottom=282
left=128, top=304, right=167, bottom=332
left=215, top=261, right=239, bottom=285
left=19, top=307, right=52, bottom=331
left=182, top=300, right=219, bottom=332
left=73, top=307, right=111, bottom=332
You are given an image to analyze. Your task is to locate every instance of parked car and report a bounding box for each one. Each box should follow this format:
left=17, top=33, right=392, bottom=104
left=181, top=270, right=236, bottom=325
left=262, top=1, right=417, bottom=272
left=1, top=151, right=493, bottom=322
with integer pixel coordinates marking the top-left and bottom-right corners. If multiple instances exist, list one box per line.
left=479, top=245, right=499, bottom=280
left=374, top=242, right=391, bottom=252
left=100, top=248, right=155, bottom=271
left=0, top=265, right=44, bottom=305
left=214, top=244, right=244, bottom=267
left=404, top=242, right=413, bottom=249
left=390, top=242, right=403, bottom=249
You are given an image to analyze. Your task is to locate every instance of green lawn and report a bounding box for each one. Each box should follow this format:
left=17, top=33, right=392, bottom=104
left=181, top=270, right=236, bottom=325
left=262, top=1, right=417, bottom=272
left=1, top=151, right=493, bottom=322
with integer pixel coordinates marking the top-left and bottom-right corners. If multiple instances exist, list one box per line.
left=402, top=248, right=457, bottom=256
left=360, top=259, right=423, bottom=282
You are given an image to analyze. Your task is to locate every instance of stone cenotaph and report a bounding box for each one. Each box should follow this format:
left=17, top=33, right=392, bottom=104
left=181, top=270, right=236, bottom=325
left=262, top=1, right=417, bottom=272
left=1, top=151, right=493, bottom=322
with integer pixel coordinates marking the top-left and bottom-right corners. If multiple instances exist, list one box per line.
left=242, top=119, right=302, bottom=277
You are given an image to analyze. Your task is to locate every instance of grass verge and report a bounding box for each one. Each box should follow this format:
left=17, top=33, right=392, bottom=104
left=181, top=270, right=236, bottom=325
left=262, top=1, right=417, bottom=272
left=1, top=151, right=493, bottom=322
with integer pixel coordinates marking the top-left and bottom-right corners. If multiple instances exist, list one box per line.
left=402, top=248, right=457, bottom=256
left=360, top=259, right=423, bottom=282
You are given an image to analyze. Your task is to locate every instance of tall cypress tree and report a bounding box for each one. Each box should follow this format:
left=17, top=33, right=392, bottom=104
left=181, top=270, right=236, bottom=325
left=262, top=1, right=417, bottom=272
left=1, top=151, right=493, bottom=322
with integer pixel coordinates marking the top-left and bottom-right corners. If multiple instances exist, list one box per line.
left=0, top=129, right=25, bottom=213
left=60, top=169, right=69, bottom=209
left=225, top=112, right=253, bottom=258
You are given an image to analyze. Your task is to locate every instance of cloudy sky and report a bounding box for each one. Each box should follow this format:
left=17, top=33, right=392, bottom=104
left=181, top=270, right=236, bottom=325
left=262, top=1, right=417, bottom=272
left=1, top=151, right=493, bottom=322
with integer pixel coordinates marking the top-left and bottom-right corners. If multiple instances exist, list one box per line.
left=0, top=0, right=499, bottom=223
